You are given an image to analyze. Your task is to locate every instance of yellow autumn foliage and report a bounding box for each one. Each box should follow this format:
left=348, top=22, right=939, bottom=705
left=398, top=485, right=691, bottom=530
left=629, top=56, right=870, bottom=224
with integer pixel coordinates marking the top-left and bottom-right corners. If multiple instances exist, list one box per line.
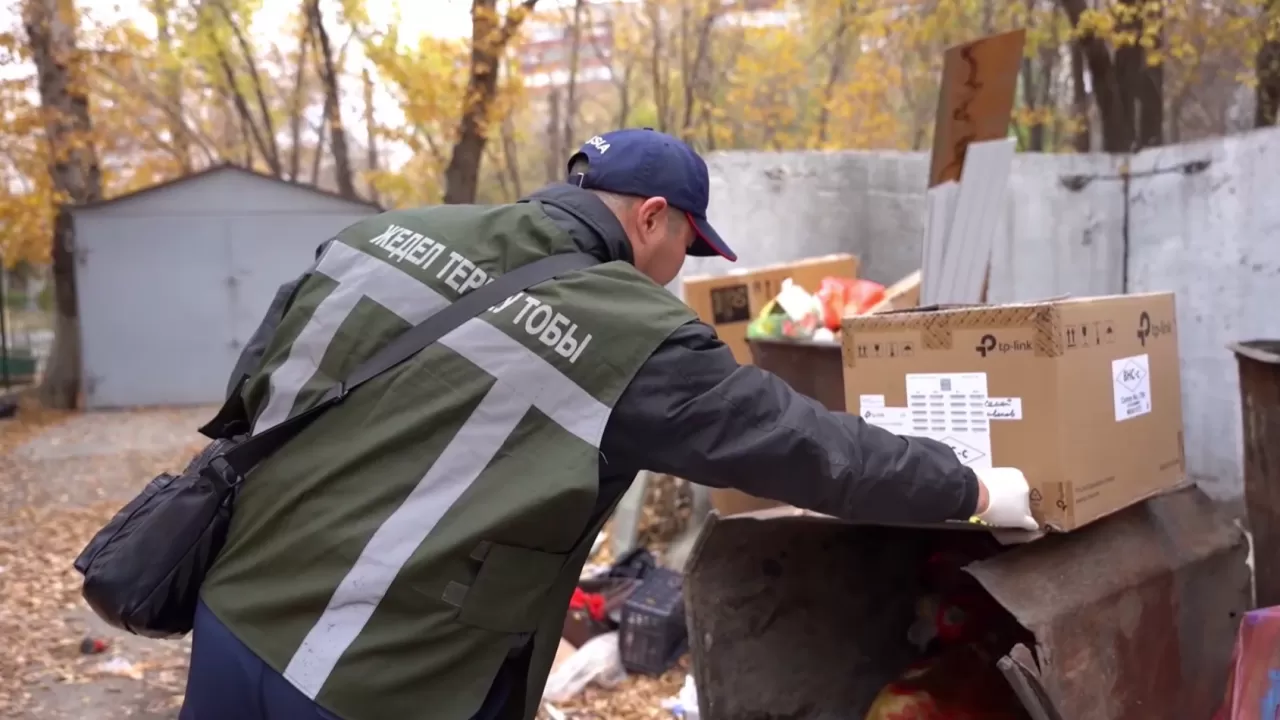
left=2, top=0, right=1278, bottom=267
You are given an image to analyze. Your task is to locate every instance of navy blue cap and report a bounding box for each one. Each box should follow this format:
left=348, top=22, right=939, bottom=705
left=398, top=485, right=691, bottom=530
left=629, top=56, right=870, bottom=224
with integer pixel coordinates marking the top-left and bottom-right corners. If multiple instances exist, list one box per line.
left=566, top=128, right=736, bottom=262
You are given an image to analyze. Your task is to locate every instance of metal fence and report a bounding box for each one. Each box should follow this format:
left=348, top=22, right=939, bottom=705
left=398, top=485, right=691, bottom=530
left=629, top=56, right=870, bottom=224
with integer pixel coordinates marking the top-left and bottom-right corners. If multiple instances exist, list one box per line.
left=0, top=265, right=53, bottom=393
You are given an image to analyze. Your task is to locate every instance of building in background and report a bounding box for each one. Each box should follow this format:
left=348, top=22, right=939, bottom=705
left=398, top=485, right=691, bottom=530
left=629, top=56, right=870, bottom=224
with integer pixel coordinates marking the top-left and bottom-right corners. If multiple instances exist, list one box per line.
left=70, top=165, right=378, bottom=408
left=516, top=0, right=790, bottom=95
left=517, top=0, right=621, bottom=95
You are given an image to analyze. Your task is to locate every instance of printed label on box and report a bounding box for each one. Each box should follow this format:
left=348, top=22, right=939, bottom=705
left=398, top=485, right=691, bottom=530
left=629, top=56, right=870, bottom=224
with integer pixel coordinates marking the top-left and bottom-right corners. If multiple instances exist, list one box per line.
left=1112, top=353, right=1152, bottom=422
left=985, top=397, right=1022, bottom=420
left=709, top=284, right=751, bottom=324
left=905, top=372, right=992, bottom=469
left=862, top=406, right=910, bottom=433
left=859, top=394, right=910, bottom=433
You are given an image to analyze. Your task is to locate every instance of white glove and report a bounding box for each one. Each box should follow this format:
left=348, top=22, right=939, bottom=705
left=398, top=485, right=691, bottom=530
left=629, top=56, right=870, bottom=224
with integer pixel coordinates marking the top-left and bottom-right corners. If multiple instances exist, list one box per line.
left=974, top=467, right=1039, bottom=531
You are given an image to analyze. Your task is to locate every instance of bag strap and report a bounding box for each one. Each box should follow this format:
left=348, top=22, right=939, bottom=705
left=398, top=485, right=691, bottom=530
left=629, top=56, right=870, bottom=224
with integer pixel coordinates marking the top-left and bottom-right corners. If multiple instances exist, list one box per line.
left=213, top=251, right=601, bottom=477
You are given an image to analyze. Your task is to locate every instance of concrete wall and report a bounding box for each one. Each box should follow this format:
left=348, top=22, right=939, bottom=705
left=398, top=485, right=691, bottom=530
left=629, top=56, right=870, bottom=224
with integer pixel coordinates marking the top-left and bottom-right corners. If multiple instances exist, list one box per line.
left=1126, top=128, right=1280, bottom=499
left=687, top=147, right=1126, bottom=300
left=692, top=126, right=1280, bottom=500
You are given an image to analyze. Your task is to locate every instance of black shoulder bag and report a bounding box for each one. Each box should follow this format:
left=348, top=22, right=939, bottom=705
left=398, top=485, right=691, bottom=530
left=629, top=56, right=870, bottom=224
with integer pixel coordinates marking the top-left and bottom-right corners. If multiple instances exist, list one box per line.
left=73, top=252, right=600, bottom=639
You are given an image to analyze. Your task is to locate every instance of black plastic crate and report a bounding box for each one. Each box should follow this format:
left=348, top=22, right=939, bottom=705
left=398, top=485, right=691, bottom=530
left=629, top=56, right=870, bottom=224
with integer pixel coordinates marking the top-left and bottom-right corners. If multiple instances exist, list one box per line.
left=619, top=567, right=687, bottom=675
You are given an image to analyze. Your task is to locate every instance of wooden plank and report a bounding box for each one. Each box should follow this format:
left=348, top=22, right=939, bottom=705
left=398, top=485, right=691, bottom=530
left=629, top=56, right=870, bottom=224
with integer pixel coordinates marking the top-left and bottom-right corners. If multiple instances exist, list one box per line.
left=921, top=28, right=1025, bottom=304
left=920, top=182, right=957, bottom=305
left=937, top=137, right=1016, bottom=303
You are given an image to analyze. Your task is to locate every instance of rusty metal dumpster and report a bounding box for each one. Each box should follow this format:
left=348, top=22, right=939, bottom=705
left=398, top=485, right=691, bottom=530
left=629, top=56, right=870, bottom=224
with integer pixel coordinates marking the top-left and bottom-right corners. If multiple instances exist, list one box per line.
left=684, top=338, right=1249, bottom=720
left=1232, top=340, right=1280, bottom=609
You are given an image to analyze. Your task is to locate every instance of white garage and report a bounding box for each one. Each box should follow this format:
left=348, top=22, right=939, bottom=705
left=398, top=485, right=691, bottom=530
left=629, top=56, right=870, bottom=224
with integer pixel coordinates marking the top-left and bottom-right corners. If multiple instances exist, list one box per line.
left=72, top=165, right=380, bottom=409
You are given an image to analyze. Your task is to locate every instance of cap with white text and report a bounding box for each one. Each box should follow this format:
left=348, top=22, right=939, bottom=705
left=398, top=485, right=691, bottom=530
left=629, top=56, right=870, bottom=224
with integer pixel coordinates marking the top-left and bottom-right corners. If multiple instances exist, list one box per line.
left=566, top=128, right=736, bottom=262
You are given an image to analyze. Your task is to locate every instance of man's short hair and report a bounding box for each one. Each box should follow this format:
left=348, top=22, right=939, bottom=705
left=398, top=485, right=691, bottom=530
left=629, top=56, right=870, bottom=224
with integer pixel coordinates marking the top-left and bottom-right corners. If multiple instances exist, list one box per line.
left=568, top=157, right=682, bottom=233
left=568, top=157, right=634, bottom=213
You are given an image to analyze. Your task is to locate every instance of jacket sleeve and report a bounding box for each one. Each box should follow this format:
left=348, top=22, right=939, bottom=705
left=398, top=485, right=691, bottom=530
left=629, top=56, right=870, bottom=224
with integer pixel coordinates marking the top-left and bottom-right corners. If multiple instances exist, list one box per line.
left=223, top=240, right=331, bottom=400
left=598, top=321, right=980, bottom=524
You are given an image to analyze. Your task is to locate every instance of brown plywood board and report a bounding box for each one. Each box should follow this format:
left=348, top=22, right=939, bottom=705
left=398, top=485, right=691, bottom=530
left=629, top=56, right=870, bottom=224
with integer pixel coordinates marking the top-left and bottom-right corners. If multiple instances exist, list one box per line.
left=922, top=28, right=1025, bottom=306
left=928, top=29, right=1026, bottom=188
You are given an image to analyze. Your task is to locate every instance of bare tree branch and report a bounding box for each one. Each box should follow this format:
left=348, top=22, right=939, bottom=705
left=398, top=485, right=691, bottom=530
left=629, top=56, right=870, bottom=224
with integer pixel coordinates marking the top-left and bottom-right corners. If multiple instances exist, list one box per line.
left=212, top=0, right=281, bottom=174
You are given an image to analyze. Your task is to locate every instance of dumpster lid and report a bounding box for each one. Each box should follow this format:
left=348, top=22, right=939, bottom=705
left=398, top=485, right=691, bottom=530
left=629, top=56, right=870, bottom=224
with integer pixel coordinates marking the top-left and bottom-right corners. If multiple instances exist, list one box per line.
left=713, top=503, right=1047, bottom=544
left=685, top=487, right=1248, bottom=720
left=962, top=487, right=1246, bottom=719
left=1228, top=339, right=1280, bottom=365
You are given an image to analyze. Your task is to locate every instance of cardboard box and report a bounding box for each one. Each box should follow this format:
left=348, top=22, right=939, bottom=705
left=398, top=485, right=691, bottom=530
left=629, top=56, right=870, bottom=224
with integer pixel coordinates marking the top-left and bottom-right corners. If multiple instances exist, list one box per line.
left=688, top=255, right=858, bottom=518
left=709, top=487, right=790, bottom=516
left=863, top=270, right=921, bottom=315
left=682, top=254, right=859, bottom=365
left=841, top=292, right=1185, bottom=532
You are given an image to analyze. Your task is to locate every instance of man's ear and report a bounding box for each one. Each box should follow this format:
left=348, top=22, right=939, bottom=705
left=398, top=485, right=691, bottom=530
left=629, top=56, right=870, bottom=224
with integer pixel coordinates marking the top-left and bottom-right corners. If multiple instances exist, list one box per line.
left=637, top=197, right=670, bottom=234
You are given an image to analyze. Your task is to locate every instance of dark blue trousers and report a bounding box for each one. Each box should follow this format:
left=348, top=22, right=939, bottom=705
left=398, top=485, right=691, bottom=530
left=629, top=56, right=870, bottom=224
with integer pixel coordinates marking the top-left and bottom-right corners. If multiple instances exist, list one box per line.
left=181, top=601, right=513, bottom=720
left=181, top=601, right=339, bottom=720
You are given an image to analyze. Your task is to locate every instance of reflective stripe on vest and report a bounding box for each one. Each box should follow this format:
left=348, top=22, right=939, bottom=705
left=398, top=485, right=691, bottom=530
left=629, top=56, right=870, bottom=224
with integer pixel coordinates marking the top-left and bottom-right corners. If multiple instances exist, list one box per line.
left=254, top=241, right=611, bottom=699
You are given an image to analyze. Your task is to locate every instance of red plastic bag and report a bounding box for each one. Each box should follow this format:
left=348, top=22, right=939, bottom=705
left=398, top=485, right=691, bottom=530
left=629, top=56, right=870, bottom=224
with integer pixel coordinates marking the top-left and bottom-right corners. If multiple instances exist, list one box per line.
left=1215, top=606, right=1280, bottom=720
left=816, top=278, right=886, bottom=330
left=844, top=278, right=887, bottom=315
left=864, top=644, right=1025, bottom=720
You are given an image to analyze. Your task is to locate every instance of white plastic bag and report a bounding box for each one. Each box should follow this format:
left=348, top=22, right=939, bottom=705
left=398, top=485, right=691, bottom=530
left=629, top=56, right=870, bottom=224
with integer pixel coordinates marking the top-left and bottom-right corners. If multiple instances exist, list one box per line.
left=661, top=673, right=700, bottom=719
left=542, top=632, right=627, bottom=703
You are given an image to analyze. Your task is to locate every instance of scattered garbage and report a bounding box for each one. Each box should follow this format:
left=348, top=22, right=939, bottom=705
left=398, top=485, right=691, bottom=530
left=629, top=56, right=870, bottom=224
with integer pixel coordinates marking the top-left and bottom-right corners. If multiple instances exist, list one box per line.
left=79, top=636, right=110, bottom=655
left=543, top=632, right=627, bottom=703
left=864, top=549, right=1028, bottom=719
left=661, top=674, right=700, bottom=719
left=815, top=277, right=886, bottom=325
left=746, top=276, right=887, bottom=343
left=1215, top=606, right=1280, bottom=720
left=746, top=279, right=825, bottom=342
left=92, top=656, right=144, bottom=680
left=619, top=566, right=687, bottom=676
left=565, top=548, right=654, bottom=647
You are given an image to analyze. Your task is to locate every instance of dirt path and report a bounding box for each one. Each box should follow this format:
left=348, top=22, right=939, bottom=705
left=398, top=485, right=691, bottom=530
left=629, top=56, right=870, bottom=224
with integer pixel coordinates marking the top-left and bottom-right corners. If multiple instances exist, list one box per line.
left=0, top=406, right=213, bottom=719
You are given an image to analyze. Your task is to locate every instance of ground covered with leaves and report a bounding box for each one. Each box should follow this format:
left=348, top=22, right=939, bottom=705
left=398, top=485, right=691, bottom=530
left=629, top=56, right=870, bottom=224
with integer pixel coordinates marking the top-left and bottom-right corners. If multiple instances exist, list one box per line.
left=0, top=402, right=693, bottom=719
left=0, top=401, right=210, bottom=719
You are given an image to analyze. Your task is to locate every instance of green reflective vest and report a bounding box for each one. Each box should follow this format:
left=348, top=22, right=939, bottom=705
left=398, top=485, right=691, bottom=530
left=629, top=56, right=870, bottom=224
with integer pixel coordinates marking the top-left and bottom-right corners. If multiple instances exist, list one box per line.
left=200, top=201, right=695, bottom=719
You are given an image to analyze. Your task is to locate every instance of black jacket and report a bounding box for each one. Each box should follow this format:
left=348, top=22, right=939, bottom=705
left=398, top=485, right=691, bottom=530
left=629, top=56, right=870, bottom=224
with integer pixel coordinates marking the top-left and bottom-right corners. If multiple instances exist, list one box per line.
left=229, top=184, right=978, bottom=531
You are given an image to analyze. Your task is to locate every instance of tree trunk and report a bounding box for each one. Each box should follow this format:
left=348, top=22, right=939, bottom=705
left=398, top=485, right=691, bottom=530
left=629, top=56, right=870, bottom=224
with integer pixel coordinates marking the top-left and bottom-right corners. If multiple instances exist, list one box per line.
left=1021, top=55, right=1042, bottom=150
left=617, top=63, right=632, bottom=126
left=443, top=0, right=540, bottom=205
left=1059, top=0, right=1134, bottom=152
left=645, top=0, right=670, bottom=133
left=288, top=9, right=313, bottom=181
left=363, top=68, right=380, bottom=205
left=214, top=0, right=281, bottom=174
left=1257, top=0, right=1280, bottom=128
left=1070, top=40, right=1091, bottom=151
left=311, top=115, right=328, bottom=185
left=1114, top=0, right=1163, bottom=150
left=501, top=114, right=523, bottom=198
left=680, top=4, right=718, bottom=143
left=309, top=0, right=357, bottom=199
left=1037, top=40, right=1057, bottom=148
left=561, top=0, right=584, bottom=155
left=545, top=88, right=562, bottom=182
left=22, top=0, right=103, bottom=409
left=1021, top=0, right=1046, bottom=151
left=151, top=0, right=189, bottom=172
left=815, top=2, right=851, bottom=146
left=209, top=37, right=272, bottom=169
